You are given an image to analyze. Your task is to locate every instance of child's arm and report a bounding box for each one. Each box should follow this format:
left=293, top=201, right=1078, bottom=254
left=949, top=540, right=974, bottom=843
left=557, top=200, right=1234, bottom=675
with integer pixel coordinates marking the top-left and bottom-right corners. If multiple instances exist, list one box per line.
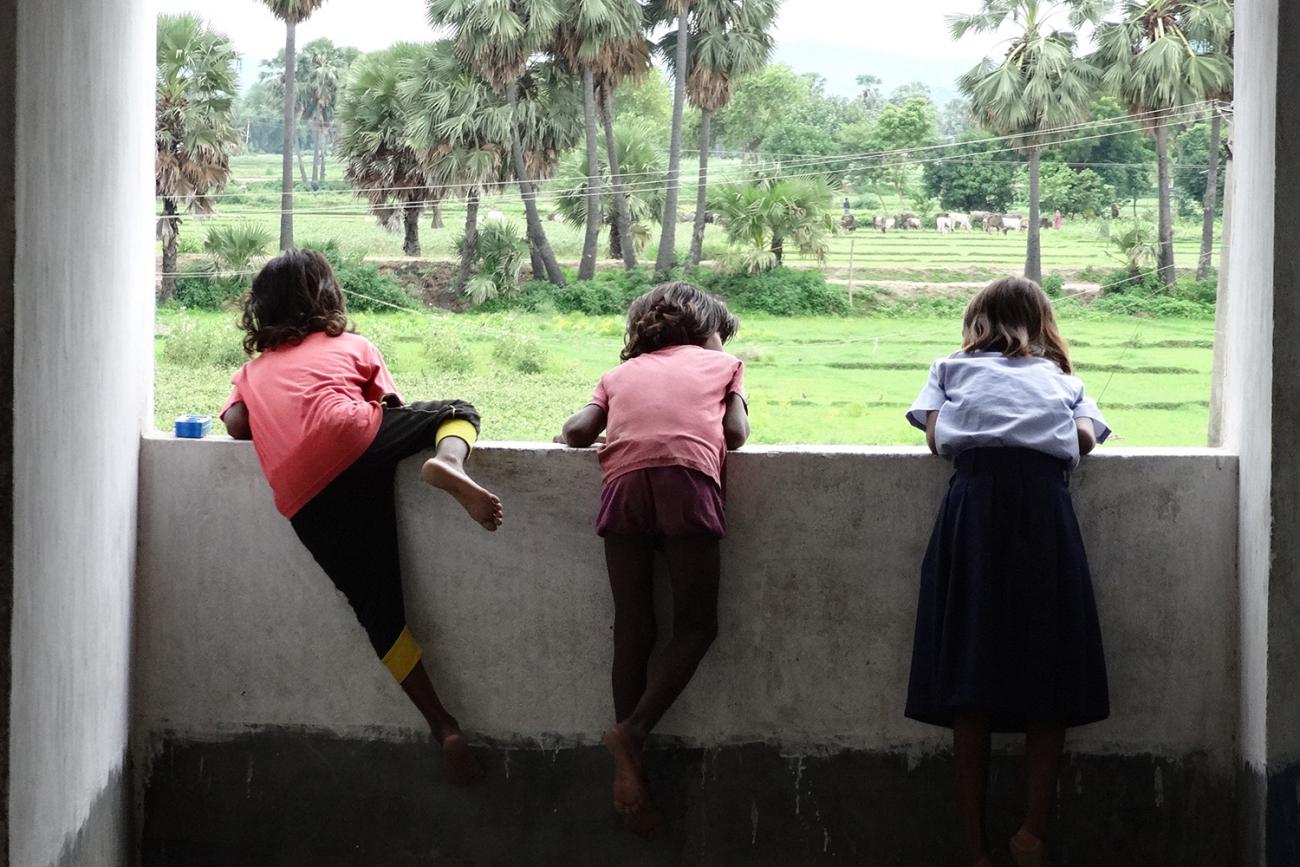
left=558, top=404, right=608, bottom=448
left=223, top=401, right=253, bottom=441
left=723, top=393, right=749, bottom=450
left=925, top=411, right=939, bottom=455
left=1076, top=417, right=1097, bottom=456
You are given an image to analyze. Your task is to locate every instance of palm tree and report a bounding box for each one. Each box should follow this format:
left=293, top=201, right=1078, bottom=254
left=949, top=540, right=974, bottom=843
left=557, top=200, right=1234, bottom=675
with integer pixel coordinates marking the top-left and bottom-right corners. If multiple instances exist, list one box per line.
left=553, top=118, right=667, bottom=259
left=298, top=39, right=360, bottom=187
left=338, top=45, right=437, bottom=257
left=651, top=0, right=693, bottom=276
left=666, top=0, right=780, bottom=269
left=951, top=0, right=1100, bottom=285
left=155, top=14, right=240, bottom=301
left=427, top=0, right=569, bottom=286
left=257, top=0, right=329, bottom=251
left=555, top=0, right=645, bottom=279
left=711, top=172, right=837, bottom=270
left=1093, top=0, right=1233, bottom=285
left=402, top=42, right=514, bottom=292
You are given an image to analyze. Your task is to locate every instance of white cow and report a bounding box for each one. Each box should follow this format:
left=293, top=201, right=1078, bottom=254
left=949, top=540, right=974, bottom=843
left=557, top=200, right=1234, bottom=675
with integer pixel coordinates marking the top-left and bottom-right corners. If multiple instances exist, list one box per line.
left=903, top=216, right=922, bottom=231
left=1001, top=214, right=1024, bottom=232
left=484, top=209, right=507, bottom=224
left=936, top=215, right=955, bottom=235
left=948, top=212, right=973, bottom=231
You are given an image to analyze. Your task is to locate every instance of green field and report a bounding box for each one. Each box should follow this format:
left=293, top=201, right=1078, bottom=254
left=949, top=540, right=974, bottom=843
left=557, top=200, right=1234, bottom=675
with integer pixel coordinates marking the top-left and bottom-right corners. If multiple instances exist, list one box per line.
left=156, top=308, right=1215, bottom=447
left=171, top=154, right=1221, bottom=280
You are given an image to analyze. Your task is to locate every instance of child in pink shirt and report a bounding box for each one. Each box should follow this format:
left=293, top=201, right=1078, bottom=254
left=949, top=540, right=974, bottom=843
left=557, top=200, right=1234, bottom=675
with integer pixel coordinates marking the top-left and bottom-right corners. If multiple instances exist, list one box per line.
left=220, top=250, right=502, bottom=785
left=558, top=282, right=749, bottom=835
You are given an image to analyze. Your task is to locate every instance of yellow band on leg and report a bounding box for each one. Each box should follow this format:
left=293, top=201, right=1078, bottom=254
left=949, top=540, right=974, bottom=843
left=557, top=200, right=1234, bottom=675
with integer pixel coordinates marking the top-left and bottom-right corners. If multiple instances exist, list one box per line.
left=436, top=419, right=478, bottom=452
left=381, top=626, right=423, bottom=683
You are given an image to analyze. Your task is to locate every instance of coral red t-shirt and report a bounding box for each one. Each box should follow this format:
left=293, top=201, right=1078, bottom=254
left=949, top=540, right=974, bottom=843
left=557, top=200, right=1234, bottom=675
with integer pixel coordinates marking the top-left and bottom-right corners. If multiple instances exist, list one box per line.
left=220, top=331, right=400, bottom=518
left=589, top=344, right=745, bottom=487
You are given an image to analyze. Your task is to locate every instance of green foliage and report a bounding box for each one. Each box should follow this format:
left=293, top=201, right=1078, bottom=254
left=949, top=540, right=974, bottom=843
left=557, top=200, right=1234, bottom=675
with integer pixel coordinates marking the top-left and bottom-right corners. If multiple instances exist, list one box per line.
left=1109, top=221, right=1159, bottom=276
left=921, top=132, right=1021, bottom=211
left=710, top=173, right=838, bottom=268
left=1101, top=267, right=1163, bottom=295
left=1175, top=119, right=1229, bottom=211
left=458, top=221, right=528, bottom=305
left=699, top=268, right=848, bottom=316
left=1049, top=97, right=1151, bottom=203
left=160, top=314, right=246, bottom=368
left=302, top=239, right=418, bottom=312
left=553, top=268, right=654, bottom=315
left=204, top=222, right=274, bottom=271
left=1041, top=274, right=1065, bottom=298
left=492, top=334, right=548, bottom=374
left=552, top=119, right=666, bottom=234
left=1039, top=164, right=1114, bottom=217
left=422, top=319, right=475, bottom=374
left=170, top=263, right=245, bottom=311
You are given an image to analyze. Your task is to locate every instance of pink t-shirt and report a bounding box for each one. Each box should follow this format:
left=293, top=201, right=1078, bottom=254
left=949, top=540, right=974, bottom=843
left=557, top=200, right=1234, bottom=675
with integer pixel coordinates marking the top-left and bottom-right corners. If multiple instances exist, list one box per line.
left=220, top=331, right=400, bottom=518
left=590, top=344, right=745, bottom=487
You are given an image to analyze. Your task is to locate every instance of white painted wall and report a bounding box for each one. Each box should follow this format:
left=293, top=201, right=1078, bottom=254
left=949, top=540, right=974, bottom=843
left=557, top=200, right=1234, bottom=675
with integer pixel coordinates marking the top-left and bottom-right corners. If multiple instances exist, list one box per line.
left=10, top=1, right=153, bottom=864
left=1223, top=0, right=1278, bottom=773
left=135, top=440, right=1239, bottom=769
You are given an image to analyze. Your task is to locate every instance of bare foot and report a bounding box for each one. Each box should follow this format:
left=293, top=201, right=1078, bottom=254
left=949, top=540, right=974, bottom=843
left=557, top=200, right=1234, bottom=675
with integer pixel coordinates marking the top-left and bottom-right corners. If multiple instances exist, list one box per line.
left=1010, top=830, right=1048, bottom=867
left=440, top=732, right=484, bottom=786
left=421, top=457, right=503, bottom=531
left=603, top=724, right=665, bottom=836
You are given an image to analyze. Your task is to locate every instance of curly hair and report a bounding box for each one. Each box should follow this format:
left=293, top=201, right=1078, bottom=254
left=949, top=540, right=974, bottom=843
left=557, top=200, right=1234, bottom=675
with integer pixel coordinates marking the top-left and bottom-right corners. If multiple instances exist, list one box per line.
left=240, top=249, right=351, bottom=355
left=961, top=276, right=1072, bottom=374
left=621, top=282, right=739, bottom=362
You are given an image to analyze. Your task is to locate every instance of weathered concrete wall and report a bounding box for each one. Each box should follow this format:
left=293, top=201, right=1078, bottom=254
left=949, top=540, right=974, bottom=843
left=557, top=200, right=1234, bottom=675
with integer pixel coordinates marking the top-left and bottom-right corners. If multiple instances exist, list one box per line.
left=134, top=439, right=1238, bottom=863
left=9, top=1, right=153, bottom=865
left=0, top=0, right=18, bottom=860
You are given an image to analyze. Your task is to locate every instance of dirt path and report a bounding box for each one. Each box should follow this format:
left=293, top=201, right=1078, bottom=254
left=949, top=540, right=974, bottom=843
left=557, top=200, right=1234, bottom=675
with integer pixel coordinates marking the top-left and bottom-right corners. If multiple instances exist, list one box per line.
left=827, top=278, right=1101, bottom=298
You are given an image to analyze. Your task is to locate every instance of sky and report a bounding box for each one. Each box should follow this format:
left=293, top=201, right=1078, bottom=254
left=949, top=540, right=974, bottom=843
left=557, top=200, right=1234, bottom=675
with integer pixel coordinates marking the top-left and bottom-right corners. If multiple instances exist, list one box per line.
left=156, top=0, right=1017, bottom=103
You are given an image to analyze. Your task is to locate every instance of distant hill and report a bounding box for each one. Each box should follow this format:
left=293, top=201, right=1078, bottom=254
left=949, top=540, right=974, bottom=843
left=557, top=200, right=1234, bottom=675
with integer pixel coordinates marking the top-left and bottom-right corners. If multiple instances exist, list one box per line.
left=772, top=42, right=981, bottom=105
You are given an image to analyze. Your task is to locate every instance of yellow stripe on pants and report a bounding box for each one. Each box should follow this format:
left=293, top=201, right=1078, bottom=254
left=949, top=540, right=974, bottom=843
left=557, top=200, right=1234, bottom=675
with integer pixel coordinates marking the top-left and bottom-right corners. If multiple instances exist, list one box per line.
left=435, top=419, right=478, bottom=451
left=381, top=626, right=422, bottom=682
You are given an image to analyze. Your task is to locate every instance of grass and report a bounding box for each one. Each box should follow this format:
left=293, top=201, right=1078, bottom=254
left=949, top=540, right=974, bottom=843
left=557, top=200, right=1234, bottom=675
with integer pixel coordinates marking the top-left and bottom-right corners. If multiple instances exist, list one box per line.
left=155, top=307, right=1215, bottom=448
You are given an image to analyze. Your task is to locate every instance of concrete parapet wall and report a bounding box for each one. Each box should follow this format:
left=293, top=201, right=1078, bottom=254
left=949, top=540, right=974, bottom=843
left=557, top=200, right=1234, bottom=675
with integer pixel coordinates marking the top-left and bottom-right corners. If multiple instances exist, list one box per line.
left=133, top=438, right=1239, bottom=863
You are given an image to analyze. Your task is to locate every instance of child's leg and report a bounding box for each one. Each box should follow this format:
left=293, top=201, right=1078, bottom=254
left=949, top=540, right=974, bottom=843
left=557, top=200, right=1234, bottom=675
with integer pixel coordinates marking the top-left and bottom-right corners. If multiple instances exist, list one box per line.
left=953, top=712, right=992, bottom=865
left=604, top=535, right=658, bottom=720
left=621, top=534, right=720, bottom=740
left=1013, top=720, right=1066, bottom=860
left=400, top=660, right=481, bottom=785
left=420, top=422, right=503, bottom=532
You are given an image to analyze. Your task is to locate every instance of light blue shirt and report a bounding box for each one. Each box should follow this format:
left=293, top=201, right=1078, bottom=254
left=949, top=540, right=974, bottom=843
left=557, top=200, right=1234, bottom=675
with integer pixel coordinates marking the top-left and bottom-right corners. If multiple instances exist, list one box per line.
left=906, top=351, right=1111, bottom=467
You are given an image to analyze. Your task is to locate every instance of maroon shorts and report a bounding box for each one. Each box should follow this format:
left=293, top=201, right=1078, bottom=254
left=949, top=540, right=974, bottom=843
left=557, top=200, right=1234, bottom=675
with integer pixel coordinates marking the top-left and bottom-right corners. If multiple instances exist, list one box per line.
left=596, top=466, right=726, bottom=539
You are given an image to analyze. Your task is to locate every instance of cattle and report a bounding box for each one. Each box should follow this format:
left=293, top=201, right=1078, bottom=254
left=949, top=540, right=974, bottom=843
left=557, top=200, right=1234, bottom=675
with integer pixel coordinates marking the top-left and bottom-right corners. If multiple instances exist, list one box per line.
left=948, top=212, right=973, bottom=231
left=1041, top=217, right=1053, bottom=229
left=984, top=214, right=1004, bottom=234
left=547, top=212, right=564, bottom=222
left=1001, top=214, right=1024, bottom=233
left=970, top=210, right=991, bottom=229
left=484, top=209, right=507, bottom=224
left=874, top=215, right=896, bottom=233
left=841, top=214, right=858, bottom=232
left=902, top=215, right=922, bottom=231
left=936, top=215, right=954, bottom=235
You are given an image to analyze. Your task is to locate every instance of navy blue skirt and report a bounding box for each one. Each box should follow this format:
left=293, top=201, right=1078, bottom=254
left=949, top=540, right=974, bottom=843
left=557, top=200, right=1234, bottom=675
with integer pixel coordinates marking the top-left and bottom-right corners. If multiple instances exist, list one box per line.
left=905, top=448, right=1110, bottom=733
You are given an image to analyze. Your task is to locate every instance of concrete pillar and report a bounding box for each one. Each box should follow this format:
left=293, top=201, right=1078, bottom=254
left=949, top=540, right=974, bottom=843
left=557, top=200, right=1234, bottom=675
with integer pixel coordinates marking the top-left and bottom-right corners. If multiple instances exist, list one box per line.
left=1226, top=0, right=1300, bottom=863
left=7, top=1, right=153, bottom=865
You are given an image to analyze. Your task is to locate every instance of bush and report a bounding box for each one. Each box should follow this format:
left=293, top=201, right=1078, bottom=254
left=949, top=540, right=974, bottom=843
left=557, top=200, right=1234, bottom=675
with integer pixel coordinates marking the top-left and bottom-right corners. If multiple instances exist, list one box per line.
left=1041, top=274, right=1065, bottom=298
left=423, top=318, right=475, bottom=374
left=492, top=333, right=548, bottom=374
left=160, top=316, right=246, bottom=368
left=481, top=268, right=656, bottom=315
left=1101, top=267, right=1163, bottom=295
left=458, top=221, right=528, bottom=305
left=700, top=267, right=848, bottom=316
left=300, top=239, right=418, bottom=313
left=172, top=263, right=246, bottom=311
left=1173, top=277, right=1218, bottom=305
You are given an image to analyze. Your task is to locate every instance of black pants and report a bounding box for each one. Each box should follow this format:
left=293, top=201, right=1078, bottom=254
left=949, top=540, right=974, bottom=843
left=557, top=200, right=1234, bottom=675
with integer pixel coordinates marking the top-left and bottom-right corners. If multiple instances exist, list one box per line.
left=289, top=400, right=481, bottom=680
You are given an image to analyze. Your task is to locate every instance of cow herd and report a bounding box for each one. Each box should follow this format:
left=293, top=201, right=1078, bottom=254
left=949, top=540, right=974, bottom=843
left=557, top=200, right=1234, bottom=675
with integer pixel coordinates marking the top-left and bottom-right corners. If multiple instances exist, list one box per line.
left=840, top=210, right=1047, bottom=235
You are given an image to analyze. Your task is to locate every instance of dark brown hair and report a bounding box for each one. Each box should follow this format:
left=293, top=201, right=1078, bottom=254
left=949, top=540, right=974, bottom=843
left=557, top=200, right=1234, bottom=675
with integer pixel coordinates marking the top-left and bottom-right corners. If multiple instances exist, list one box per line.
left=961, top=276, right=1072, bottom=374
left=240, top=249, right=350, bottom=355
left=621, top=282, right=739, bottom=361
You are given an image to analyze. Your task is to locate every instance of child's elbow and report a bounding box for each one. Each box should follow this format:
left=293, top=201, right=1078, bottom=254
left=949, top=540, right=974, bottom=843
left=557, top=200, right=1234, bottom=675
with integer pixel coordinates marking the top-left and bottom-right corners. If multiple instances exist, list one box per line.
left=724, top=418, right=750, bottom=450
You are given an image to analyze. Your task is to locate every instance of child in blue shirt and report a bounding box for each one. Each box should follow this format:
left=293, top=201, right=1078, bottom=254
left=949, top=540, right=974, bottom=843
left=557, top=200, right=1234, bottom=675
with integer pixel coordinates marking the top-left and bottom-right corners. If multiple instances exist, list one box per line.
left=905, top=276, right=1111, bottom=867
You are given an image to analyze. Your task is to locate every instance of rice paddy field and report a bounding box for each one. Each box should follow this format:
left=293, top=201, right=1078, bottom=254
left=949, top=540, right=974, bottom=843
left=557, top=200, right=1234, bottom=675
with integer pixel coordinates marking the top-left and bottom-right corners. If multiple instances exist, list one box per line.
left=156, top=308, right=1215, bottom=447
left=156, top=154, right=1220, bottom=447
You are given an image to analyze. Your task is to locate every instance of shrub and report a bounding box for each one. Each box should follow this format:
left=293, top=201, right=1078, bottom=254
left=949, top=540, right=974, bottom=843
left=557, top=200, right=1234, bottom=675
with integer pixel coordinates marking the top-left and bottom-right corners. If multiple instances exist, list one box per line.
left=172, top=263, right=246, bottom=311
left=204, top=222, right=274, bottom=272
left=492, top=333, right=548, bottom=374
left=423, top=319, right=475, bottom=374
left=300, top=239, right=418, bottom=313
left=700, top=267, right=848, bottom=316
left=1041, top=274, right=1065, bottom=298
left=160, top=316, right=246, bottom=368
left=1101, top=267, right=1163, bottom=296
left=457, top=221, right=528, bottom=305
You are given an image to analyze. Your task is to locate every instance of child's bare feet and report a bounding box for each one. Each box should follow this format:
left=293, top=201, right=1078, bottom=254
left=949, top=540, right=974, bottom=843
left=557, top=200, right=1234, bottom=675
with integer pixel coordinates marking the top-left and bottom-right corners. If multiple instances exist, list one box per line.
left=1010, top=829, right=1048, bottom=867
left=439, top=732, right=484, bottom=785
left=421, top=457, right=503, bottom=531
left=603, top=724, right=665, bottom=836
